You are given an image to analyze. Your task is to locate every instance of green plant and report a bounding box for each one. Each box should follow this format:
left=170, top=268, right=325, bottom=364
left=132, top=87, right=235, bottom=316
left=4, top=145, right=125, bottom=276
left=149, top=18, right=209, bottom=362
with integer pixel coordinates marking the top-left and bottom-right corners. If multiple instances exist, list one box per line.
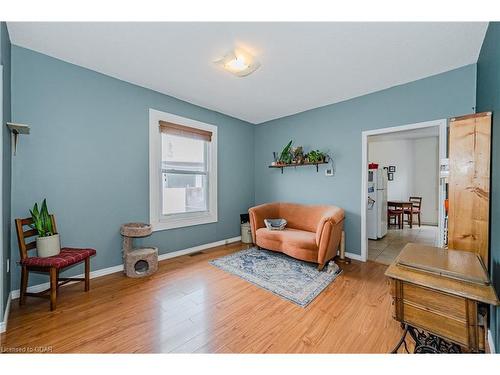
left=30, top=199, right=55, bottom=237
left=306, top=150, right=326, bottom=163
left=278, top=140, right=293, bottom=164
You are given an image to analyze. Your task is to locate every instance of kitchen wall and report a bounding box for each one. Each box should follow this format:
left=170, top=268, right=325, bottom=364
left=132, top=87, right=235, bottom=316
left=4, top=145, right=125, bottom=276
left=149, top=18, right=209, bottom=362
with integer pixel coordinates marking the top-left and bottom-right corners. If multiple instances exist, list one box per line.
left=368, top=137, right=439, bottom=225
left=476, top=21, right=500, bottom=353
left=254, top=64, right=476, bottom=256
left=369, top=139, right=415, bottom=201
left=10, top=45, right=255, bottom=289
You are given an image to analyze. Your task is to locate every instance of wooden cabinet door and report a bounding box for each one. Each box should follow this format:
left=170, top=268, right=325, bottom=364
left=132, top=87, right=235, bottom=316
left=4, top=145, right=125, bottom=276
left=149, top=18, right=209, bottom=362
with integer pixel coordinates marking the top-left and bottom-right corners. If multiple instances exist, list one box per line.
left=448, top=112, right=491, bottom=266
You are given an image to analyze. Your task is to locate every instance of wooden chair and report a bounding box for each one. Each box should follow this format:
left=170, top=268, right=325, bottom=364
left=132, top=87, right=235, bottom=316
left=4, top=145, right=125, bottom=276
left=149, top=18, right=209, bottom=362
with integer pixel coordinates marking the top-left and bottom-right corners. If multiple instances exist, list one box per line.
left=15, top=215, right=96, bottom=311
left=387, top=203, right=403, bottom=229
left=405, top=196, right=422, bottom=227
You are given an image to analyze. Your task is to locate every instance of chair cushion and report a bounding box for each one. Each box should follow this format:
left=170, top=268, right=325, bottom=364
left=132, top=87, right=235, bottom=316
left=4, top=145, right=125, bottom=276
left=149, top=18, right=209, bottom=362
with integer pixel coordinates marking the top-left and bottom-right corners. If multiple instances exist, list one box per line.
left=256, top=228, right=317, bottom=251
left=21, top=248, right=96, bottom=269
left=388, top=209, right=402, bottom=214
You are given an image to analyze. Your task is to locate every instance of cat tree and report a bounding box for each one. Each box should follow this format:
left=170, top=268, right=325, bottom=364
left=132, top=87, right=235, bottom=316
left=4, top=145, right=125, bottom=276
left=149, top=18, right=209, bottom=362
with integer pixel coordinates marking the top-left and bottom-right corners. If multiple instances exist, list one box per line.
left=120, top=223, right=158, bottom=278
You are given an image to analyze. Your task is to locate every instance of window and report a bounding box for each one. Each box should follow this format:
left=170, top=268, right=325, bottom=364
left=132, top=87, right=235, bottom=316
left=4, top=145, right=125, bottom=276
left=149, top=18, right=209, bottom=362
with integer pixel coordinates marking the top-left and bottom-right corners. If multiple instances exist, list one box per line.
left=150, top=109, right=217, bottom=231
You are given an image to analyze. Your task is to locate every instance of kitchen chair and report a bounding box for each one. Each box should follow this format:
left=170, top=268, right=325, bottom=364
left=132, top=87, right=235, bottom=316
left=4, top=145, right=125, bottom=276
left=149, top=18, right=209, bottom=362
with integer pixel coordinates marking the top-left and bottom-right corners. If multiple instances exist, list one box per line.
left=15, top=215, right=96, bottom=311
left=405, top=196, right=422, bottom=227
left=387, top=203, right=403, bottom=229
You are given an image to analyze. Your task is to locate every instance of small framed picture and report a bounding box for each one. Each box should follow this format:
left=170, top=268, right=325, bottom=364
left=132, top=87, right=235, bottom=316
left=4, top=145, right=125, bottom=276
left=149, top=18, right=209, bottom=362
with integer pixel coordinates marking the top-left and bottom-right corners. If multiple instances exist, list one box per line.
left=388, top=172, right=394, bottom=181
left=388, top=166, right=396, bottom=173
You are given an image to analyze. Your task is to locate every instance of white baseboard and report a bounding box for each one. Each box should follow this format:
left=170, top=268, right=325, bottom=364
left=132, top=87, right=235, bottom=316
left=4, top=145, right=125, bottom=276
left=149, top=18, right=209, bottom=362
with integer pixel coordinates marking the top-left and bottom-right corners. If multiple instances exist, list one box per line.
left=345, top=252, right=364, bottom=261
left=488, top=329, right=496, bottom=354
left=0, top=291, right=12, bottom=333
left=11, top=236, right=242, bottom=300
left=158, top=236, right=241, bottom=261
left=10, top=263, right=123, bottom=300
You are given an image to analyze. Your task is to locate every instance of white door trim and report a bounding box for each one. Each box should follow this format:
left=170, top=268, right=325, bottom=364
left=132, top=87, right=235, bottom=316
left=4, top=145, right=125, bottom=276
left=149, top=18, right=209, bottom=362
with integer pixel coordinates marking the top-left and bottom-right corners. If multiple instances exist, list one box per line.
left=0, top=64, right=3, bottom=321
left=361, top=118, right=447, bottom=262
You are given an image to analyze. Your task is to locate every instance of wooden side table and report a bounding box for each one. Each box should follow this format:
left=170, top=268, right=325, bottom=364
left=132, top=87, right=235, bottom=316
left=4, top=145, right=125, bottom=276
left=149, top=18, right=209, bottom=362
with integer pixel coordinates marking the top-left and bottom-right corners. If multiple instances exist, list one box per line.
left=385, top=243, right=499, bottom=353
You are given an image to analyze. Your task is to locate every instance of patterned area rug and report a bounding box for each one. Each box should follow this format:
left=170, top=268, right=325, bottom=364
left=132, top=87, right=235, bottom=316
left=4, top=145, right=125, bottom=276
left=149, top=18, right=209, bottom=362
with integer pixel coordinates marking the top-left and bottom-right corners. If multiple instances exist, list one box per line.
left=209, top=247, right=342, bottom=307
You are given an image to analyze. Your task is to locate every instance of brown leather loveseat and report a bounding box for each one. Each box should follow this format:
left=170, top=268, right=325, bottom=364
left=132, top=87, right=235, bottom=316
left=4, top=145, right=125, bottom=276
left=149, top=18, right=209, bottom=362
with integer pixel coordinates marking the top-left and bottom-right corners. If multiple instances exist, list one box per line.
left=248, top=202, right=345, bottom=270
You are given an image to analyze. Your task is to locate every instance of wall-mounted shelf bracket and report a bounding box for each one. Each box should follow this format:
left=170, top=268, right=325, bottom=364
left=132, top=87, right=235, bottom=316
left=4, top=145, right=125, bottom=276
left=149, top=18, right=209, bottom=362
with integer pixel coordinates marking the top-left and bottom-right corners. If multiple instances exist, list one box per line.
left=6, top=122, right=30, bottom=155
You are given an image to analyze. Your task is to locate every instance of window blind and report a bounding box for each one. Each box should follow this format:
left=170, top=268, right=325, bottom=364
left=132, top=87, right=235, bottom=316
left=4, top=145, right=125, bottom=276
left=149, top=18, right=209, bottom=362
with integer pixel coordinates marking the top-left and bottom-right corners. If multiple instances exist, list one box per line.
left=159, top=120, right=212, bottom=142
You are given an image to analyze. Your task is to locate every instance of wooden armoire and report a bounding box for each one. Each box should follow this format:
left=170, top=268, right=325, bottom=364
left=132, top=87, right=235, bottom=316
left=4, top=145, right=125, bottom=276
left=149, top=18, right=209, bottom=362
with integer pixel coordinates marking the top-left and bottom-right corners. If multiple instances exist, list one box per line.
left=447, top=112, right=492, bottom=268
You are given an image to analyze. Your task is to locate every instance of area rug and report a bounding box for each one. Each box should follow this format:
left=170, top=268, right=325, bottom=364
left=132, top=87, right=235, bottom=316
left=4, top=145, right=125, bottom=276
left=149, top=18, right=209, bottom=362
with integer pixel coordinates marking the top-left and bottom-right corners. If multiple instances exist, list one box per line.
left=209, top=247, right=342, bottom=307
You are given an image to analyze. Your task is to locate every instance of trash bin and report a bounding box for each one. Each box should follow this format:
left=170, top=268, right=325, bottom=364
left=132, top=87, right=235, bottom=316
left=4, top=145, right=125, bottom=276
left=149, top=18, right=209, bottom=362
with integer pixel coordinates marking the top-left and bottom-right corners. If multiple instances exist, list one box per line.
left=240, top=213, right=253, bottom=244
left=241, top=222, right=252, bottom=244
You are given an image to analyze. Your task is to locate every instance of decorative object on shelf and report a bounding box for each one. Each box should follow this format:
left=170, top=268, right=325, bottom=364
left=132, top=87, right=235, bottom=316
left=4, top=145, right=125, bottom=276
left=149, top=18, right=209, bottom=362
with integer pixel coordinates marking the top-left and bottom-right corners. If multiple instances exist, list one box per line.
left=120, top=223, right=158, bottom=278
left=30, top=199, right=60, bottom=258
left=388, top=172, right=394, bottom=181
left=388, top=165, right=396, bottom=172
left=272, top=151, right=279, bottom=165
left=270, top=140, right=331, bottom=173
left=6, top=122, right=30, bottom=156
left=292, top=146, right=304, bottom=164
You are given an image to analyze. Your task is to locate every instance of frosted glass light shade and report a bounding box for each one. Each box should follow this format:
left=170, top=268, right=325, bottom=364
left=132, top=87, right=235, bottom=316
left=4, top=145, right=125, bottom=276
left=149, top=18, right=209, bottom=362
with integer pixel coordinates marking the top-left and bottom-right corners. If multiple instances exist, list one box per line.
left=215, top=49, right=260, bottom=77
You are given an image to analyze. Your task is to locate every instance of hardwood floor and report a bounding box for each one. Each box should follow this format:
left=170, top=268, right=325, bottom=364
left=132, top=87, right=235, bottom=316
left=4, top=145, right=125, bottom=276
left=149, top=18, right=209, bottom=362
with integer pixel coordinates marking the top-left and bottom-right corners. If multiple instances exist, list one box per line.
left=0, top=242, right=403, bottom=353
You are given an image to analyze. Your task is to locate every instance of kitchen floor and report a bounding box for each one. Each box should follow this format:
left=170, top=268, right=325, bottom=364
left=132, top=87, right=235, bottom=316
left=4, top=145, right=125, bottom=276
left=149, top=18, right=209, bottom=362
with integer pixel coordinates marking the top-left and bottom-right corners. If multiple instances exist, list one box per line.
left=368, top=225, right=439, bottom=265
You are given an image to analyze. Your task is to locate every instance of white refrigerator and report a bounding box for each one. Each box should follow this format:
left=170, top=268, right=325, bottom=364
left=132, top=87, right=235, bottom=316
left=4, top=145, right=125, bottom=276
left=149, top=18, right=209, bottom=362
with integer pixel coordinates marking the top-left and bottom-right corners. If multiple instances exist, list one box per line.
left=367, top=168, right=388, bottom=240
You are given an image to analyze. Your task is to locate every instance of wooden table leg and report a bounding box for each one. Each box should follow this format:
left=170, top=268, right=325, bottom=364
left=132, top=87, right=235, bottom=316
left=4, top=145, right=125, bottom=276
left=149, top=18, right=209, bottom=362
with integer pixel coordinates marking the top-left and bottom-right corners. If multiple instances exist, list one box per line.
left=50, top=267, right=57, bottom=311
left=409, top=205, right=413, bottom=228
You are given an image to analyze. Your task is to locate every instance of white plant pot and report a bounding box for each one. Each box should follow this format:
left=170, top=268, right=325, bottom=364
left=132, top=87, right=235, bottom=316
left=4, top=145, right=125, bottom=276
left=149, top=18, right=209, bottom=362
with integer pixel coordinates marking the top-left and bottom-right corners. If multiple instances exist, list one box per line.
left=36, top=234, right=61, bottom=258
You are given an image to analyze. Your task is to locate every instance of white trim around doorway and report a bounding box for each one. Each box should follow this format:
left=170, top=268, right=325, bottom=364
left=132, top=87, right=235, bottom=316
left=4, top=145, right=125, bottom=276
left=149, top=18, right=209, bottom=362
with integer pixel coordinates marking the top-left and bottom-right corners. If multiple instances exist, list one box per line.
left=360, top=118, right=447, bottom=262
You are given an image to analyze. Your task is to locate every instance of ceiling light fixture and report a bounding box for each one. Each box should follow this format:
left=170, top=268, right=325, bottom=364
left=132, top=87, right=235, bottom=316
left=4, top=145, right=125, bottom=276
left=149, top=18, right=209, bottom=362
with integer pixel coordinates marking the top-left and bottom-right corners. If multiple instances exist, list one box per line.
left=215, top=49, right=260, bottom=77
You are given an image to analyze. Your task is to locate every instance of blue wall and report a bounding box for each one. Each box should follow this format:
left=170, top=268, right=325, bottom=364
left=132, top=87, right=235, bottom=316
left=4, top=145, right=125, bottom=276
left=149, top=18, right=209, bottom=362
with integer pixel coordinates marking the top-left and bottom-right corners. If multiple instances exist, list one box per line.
left=476, top=21, right=500, bottom=352
left=1, top=22, right=12, bottom=321
left=10, top=46, right=255, bottom=288
left=254, top=65, right=477, bottom=256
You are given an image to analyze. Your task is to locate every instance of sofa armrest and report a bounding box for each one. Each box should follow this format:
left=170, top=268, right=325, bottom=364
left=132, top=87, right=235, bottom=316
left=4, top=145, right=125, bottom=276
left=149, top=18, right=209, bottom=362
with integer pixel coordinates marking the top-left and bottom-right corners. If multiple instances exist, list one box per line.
left=315, top=207, right=345, bottom=245
left=315, top=207, right=345, bottom=265
left=248, top=203, right=280, bottom=243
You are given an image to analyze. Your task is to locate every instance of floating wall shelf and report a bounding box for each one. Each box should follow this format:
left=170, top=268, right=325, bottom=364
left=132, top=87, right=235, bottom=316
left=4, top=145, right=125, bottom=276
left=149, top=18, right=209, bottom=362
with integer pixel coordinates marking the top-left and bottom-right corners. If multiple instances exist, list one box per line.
left=6, top=122, right=30, bottom=155
left=269, top=161, right=328, bottom=174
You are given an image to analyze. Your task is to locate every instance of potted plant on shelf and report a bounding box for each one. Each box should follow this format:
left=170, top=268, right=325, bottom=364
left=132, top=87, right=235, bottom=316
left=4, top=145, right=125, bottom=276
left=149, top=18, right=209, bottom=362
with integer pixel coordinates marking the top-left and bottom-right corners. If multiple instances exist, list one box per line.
left=30, top=199, right=60, bottom=258
left=305, top=150, right=326, bottom=163
left=278, top=140, right=293, bottom=165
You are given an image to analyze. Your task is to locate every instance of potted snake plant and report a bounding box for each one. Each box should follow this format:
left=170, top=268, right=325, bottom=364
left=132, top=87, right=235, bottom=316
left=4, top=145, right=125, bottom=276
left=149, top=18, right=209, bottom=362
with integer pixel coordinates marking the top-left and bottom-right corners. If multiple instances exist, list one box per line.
left=30, top=199, right=60, bottom=257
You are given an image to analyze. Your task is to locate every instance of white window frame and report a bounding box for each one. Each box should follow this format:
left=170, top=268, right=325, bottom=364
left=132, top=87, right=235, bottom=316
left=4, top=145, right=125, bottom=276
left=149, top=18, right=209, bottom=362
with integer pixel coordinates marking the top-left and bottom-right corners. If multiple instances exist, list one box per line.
left=149, top=109, right=218, bottom=231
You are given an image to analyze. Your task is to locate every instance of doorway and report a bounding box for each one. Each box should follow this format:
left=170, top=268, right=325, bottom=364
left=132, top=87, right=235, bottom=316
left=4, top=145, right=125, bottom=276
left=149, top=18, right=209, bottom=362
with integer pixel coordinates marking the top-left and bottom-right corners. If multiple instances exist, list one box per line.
left=361, top=119, right=447, bottom=263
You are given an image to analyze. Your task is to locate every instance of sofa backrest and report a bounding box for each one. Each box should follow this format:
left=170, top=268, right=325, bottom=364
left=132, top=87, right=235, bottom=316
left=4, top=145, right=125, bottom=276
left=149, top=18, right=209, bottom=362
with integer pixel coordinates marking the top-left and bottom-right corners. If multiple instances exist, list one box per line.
left=278, top=202, right=343, bottom=233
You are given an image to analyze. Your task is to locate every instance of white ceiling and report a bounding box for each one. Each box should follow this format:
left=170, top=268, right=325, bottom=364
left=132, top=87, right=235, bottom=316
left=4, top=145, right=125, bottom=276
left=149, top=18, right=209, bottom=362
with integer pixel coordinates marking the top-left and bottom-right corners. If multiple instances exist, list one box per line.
left=7, top=22, right=488, bottom=124
left=368, top=126, right=439, bottom=143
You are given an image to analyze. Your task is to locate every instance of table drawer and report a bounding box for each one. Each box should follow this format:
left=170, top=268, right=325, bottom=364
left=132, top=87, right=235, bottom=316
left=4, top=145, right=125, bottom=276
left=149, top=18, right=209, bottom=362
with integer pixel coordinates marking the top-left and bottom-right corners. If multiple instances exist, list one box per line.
left=403, top=302, right=468, bottom=346
left=402, top=282, right=467, bottom=321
